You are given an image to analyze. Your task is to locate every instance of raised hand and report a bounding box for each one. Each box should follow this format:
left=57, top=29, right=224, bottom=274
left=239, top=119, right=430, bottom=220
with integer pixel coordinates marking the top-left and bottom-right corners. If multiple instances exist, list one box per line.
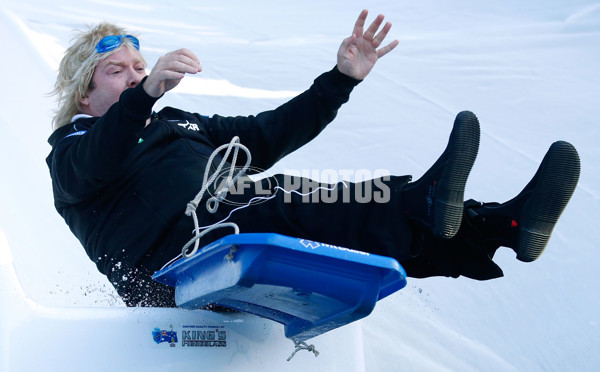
left=337, top=10, right=399, bottom=80
left=143, top=48, right=202, bottom=98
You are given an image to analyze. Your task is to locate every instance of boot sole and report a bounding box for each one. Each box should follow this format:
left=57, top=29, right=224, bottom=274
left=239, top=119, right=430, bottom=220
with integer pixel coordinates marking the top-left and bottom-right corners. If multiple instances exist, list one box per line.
left=517, top=141, right=580, bottom=262
left=435, top=111, right=481, bottom=239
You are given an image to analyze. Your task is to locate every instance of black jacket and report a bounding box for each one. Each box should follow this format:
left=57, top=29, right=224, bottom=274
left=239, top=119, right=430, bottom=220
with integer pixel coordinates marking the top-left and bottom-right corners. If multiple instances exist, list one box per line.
left=46, top=67, right=360, bottom=302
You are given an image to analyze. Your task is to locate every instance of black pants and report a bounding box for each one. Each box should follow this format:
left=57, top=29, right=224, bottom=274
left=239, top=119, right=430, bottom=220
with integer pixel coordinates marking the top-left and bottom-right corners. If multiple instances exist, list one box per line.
left=125, top=174, right=498, bottom=307
left=223, top=174, right=414, bottom=260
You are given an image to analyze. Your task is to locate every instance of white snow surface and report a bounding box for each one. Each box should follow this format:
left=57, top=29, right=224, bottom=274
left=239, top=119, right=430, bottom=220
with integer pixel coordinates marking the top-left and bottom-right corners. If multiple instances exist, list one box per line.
left=1, top=0, right=599, bottom=370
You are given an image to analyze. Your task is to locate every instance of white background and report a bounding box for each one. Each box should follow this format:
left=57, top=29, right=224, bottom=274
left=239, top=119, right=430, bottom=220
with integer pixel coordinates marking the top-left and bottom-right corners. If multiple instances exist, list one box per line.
left=1, top=0, right=598, bottom=370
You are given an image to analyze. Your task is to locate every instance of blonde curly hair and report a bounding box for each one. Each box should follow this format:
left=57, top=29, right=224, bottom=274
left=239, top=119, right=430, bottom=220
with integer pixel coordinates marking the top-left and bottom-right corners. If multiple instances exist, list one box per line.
left=51, top=23, right=144, bottom=130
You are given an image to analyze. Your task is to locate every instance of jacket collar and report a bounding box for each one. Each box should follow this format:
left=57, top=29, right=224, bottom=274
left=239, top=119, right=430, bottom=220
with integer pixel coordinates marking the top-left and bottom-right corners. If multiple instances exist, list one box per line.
left=47, top=115, right=98, bottom=147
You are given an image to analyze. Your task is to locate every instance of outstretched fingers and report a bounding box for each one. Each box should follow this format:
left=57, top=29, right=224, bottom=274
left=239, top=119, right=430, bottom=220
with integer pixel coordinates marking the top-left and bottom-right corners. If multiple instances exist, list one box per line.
left=371, top=21, right=392, bottom=48
left=352, top=9, right=368, bottom=37
left=377, top=39, right=399, bottom=58
left=350, top=10, right=398, bottom=56
left=371, top=21, right=399, bottom=57
left=337, top=9, right=399, bottom=79
left=363, top=14, right=385, bottom=42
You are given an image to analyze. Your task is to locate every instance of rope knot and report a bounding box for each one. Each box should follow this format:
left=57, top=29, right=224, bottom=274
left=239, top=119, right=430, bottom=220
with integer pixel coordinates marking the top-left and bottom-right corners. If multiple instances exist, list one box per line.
left=287, top=341, right=320, bottom=361
left=185, top=201, right=198, bottom=216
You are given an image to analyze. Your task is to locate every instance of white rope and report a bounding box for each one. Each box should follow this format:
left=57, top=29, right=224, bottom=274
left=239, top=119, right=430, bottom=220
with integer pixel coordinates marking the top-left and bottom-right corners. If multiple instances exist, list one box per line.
left=158, top=132, right=350, bottom=269
left=182, top=136, right=251, bottom=258
left=287, top=340, right=320, bottom=361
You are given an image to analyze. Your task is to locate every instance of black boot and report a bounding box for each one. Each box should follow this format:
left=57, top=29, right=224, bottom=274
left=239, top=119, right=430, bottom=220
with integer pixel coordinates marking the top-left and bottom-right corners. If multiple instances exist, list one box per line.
left=401, top=214, right=504, bottom=281
left=402, top=111, right=480, bottom=239
left=463, top=141, right=581, bottom=262
left=401, top=141, right=580, bottom=280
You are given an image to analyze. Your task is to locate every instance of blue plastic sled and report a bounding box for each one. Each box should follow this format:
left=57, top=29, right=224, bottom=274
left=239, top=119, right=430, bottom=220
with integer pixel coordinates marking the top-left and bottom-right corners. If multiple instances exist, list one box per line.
left=152, top=233, right=407, bottom=342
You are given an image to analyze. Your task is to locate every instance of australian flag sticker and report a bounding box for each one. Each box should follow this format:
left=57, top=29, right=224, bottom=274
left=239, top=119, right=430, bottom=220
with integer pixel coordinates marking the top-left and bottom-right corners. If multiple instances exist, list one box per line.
left=153, top=326, right=178, bottom=347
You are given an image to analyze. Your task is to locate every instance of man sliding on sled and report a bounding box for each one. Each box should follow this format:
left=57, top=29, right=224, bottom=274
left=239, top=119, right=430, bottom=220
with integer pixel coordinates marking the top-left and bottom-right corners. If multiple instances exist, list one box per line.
left=47, top=10, right=580, bottom=307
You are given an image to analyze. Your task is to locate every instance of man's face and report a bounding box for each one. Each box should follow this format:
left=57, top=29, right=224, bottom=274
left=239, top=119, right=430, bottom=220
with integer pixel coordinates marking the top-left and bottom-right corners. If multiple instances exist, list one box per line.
left=79, top=46, right=147, bottom=117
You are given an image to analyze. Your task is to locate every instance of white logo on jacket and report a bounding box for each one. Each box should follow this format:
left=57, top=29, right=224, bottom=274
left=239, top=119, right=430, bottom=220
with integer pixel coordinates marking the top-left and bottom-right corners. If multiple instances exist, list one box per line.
left=172, top=120, right=199, bottom=131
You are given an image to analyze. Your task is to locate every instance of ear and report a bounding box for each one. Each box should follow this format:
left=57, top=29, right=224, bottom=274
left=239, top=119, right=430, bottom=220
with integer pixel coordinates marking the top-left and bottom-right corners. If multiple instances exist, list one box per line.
left=79, top=94, right=90, bottom=107
left=78, top=93, right=93, bottom=116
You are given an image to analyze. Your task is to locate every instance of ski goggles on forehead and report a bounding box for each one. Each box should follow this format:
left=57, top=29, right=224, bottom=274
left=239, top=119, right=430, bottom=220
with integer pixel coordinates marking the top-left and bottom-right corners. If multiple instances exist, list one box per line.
left=95, top=34, right=140, bottom=54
